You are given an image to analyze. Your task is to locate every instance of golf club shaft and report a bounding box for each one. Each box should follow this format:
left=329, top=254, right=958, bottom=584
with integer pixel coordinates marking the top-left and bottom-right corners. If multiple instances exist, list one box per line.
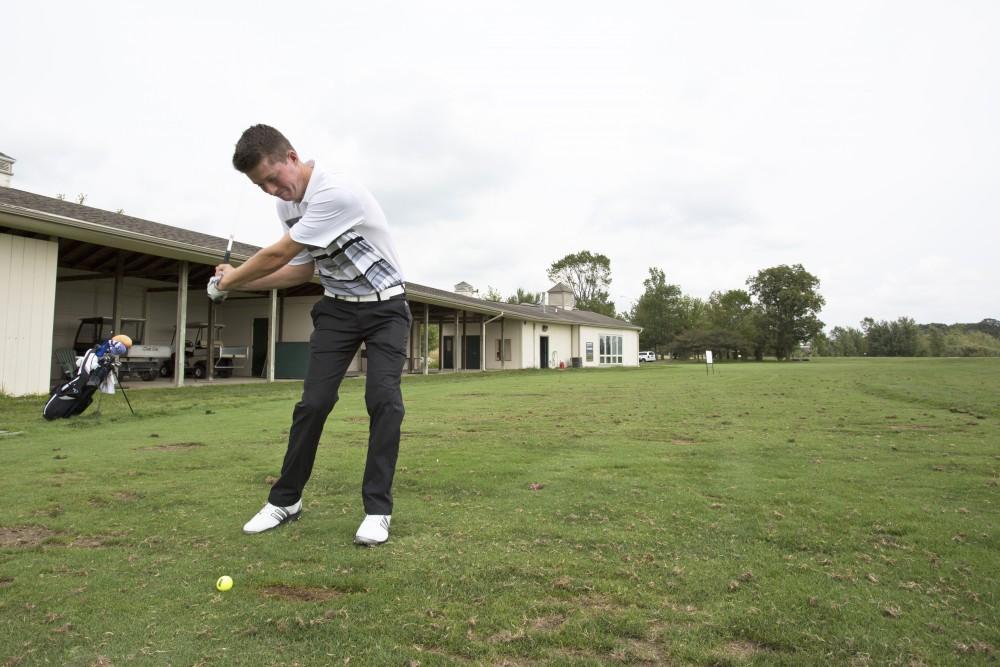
left=222, top=235, right=234, bottom=264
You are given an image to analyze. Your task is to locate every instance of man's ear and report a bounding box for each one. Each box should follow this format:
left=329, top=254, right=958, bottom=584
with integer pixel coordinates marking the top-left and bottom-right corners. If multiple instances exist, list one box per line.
left=287, top=149, right=300, bottom=165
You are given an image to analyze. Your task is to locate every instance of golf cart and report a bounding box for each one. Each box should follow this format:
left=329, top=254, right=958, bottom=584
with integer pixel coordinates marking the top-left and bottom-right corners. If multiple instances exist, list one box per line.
left=72, top=317, right=170, bottom=381
left=160, top=322, right=247, bottom=379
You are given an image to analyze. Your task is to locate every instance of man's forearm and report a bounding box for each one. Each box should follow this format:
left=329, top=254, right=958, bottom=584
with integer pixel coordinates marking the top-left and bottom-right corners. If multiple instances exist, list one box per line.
left=239, top=262, right=316, bottom=290
left=213, top=233, right=307, bottom=295
left=220, top=247, right=289, bottom=289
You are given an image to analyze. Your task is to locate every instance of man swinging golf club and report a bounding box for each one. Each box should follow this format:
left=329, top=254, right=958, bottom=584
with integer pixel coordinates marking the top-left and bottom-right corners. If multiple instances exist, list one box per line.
left=209, top=124, right=410, bottom=545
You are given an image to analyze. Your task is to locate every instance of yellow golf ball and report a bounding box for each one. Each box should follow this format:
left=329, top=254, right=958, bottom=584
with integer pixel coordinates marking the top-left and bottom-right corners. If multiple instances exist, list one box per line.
left=216, top=575, right=233, bottom=592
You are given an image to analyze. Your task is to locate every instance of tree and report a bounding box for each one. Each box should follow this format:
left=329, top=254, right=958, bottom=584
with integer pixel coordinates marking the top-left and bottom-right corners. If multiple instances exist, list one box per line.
left=705, top=289, right=756, bottom=358
left=746, top=264, right=825, bottom=360
left=629, top=267, right=684, bottom=353
left=670, top=327, right=748, bottom=360
left=810, top=331, right=832, bottom=357
left=506, top=288, right=543, bottom=305
left=547, top=250, right=616, bottom=316
left=483, top=286, right=503, bottom=302
left=862, top=317, right=920, bottom=356
left=927, top=326, right=946, bottom=357
left=828, top=326, right=867, bottom=356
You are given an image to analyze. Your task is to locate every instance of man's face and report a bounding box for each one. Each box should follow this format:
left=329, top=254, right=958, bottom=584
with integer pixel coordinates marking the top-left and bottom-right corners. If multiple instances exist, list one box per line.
left=246, top=152, right=307, bottom=202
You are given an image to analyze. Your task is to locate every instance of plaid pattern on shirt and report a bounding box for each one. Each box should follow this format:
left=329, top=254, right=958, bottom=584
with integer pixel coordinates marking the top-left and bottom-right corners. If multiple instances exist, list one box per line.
left=303, top=228, right=405, bottom=297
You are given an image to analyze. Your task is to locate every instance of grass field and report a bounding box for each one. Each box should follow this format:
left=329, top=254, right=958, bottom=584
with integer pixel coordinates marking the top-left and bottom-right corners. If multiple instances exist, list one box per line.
left=1, top=359, right=998, bottom=666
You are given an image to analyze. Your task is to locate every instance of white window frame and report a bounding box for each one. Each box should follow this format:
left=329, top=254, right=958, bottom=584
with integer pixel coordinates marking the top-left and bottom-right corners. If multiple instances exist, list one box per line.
left=599, top=334, right=623, bottom=365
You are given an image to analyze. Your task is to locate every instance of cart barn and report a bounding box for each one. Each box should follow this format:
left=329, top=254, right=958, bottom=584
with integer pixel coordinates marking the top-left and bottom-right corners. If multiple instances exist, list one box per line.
left=0, top=185, right=640, bottom=396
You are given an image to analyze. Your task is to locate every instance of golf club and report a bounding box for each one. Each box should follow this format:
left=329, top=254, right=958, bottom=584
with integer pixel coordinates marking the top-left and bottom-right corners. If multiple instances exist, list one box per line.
left=223, top=234, right=233, bottom=265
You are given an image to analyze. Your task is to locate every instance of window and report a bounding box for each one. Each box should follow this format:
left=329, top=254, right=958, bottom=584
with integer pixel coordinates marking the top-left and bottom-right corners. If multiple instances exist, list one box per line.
left=599, top=335, right=623, bottom=364
left=495, top=338, right=511, bottom=361
left=585, top=341, right=594, bottom=362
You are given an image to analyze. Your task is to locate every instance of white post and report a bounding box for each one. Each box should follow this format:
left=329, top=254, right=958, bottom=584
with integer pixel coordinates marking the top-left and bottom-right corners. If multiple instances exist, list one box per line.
left=268, top=289, right=278, bottom=382
left=174, top=262, right=188, bottom=386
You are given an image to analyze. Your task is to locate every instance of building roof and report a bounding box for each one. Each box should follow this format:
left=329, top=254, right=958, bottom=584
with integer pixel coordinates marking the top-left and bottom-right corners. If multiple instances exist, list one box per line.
left=548, top=281, right=573, bottom=294
left=406, top=284, right=639, bottom=330
left=0, top=151, right=15, bottom=161
left=0, top=186, right=258, bottom=260
left=0, top=186, right=639, bottom=331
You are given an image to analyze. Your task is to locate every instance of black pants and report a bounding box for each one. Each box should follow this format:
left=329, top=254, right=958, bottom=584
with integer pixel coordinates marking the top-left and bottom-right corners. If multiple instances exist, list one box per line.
left=268, top=295, right=411, bottom=515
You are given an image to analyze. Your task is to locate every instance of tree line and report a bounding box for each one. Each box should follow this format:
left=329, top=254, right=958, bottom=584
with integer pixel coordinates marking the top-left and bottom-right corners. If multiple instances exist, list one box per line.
left=816, top=318, right=1000, bottom=357
left=489, top=250, right=997, bottom=360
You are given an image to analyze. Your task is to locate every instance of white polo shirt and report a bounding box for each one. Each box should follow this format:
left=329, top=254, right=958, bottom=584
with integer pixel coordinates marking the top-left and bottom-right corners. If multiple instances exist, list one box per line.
left=277, top=163, right=405, bottom=297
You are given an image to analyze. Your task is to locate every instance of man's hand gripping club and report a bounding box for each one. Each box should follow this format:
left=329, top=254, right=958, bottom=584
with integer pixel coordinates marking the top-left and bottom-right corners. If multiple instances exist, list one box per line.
left=207, top=236, right=234, bottom=304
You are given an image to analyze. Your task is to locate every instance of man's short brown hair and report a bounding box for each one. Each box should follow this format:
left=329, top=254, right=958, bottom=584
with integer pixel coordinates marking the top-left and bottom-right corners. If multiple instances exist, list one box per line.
left=232, top=125, right=295, bottom=173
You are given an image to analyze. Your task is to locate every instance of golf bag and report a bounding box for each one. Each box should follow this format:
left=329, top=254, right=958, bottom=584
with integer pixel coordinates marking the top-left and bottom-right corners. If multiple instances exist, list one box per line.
left=43, top=340, right=126, bottom=420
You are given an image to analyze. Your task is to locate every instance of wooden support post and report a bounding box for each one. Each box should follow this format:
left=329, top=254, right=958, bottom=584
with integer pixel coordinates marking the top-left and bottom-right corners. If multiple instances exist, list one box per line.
left=454, top=310, right=461, bottom=370
left=461, top=310, right=467, bottom=370
left=408, top=309, right=415, bottom=373
left=207, top=298, right=216, bottom=382
left=174, top=261, right=189, bottom=387
left=423, top=304, right=430, bottom=375
left=112, top=252, right=124, bottom=335
left=268, top=289, right=278, bottom=382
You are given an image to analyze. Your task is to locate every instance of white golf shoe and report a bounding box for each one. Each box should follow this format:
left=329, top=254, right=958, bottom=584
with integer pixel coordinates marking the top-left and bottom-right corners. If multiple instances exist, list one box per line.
left=354, top=514, right=391, bottom=546
left=242, top=500, right=302, bottom=534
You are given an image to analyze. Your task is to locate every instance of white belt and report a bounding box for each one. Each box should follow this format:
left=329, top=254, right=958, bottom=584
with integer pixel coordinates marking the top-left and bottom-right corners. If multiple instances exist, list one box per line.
left=325, top=284, right=406, bottom=302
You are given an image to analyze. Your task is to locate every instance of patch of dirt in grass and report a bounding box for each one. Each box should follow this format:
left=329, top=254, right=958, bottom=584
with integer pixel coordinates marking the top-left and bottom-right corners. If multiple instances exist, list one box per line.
left=32, top=505, right=64, bottom=518
left=88, top=658, right=113, bottom=667
left=671, top=438, right=698, bottom=445
left=0, top=576, right=14, bottom=587
left=112, top=491, right=140, bottom=502
left=530, top=614, right=566, bottom=631
left=954, top=640, right=994, bottom=656
left=888, top=424, right=932, bottom=431
left=0, top=526, right=56, bottom=548
left=260, top=585, right=343, bottom=602
left=611, top=639, right=666, bottom=665
left=137, top=442, right=205, bottom=452
left=569, top=593, right=619, bottom=613
left=717, top=640, right=774, bottom=660
left=487, top=628, right=526, bottom=644
left=68, top=535, right=119, bottom=549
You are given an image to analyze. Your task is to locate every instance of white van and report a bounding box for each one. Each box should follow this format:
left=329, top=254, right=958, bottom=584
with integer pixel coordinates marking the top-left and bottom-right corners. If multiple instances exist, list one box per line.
left=638, top=351, right=656, bottom=362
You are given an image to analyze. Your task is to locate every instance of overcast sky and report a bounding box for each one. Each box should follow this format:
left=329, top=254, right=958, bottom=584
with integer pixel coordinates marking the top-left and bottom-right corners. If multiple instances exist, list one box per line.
left=4, top=1, right=997, bottom=328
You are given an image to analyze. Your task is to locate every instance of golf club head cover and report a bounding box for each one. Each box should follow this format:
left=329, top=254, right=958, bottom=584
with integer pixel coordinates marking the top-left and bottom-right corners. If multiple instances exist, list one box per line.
left=111, top=334, right=133, bottom=349
left=207, top=275, right=229, bottom=303
left=95, top=340, right=128, bottom=357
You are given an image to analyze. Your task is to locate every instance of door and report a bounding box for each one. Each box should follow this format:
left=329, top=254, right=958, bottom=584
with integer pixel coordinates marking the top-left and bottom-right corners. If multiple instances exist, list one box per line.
left=442, top=336, right=454, bottom=370
left=540, top=336, right=549, bottom=369
left=464, top=335, right=481, bottom=369
left=252, top=318, right=269, bottom=377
